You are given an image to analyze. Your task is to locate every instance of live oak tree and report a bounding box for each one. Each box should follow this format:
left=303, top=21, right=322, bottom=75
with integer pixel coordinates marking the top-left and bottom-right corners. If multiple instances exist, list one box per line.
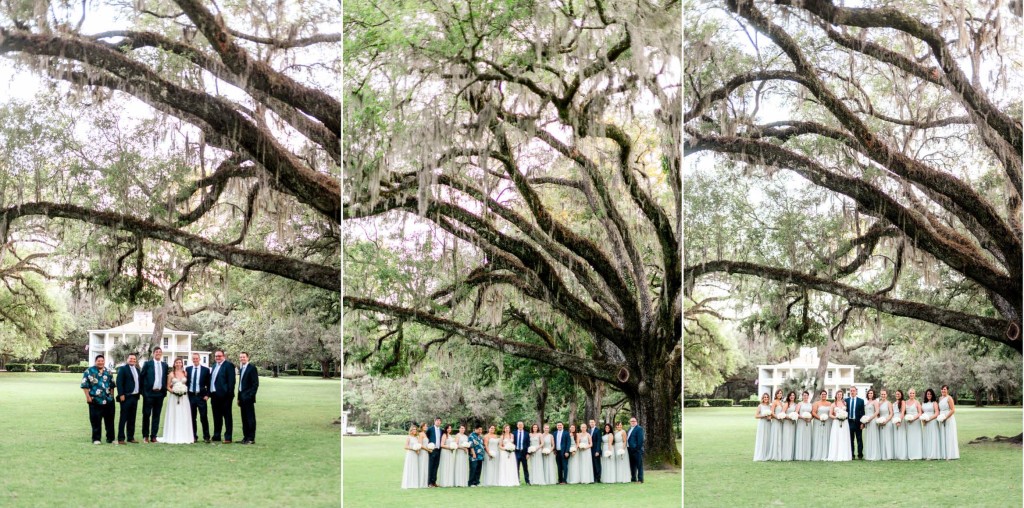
left=344, top=0, right=682, bottom=466
left=0, top=0, right=341, bottom=321
left=684, top=0, right=1022, bottom=372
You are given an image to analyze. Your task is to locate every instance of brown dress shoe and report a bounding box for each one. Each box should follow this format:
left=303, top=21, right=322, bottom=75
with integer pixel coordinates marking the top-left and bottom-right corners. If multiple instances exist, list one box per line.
left=118, top=441, right=126, bottom=445
left=128, top=440, right=140, bottom=444
left=224, top=440, right=232, bottom=443
left=143, top=438, right=150, bottom=443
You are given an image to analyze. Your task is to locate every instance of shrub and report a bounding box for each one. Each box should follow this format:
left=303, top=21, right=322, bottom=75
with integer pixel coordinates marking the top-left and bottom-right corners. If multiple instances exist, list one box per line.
left=683, top=399, right=702, bottom=408
left=959, top=399, right=986, bottom=406
left=33, top=364, right=62, bottom=372
left=738, top=400, right=759, bottom=407
left=283, top=370, right=299, bottom=376
left=707, top=399, right=734, bottom=407
left=6, top=363, right=27, bottom=372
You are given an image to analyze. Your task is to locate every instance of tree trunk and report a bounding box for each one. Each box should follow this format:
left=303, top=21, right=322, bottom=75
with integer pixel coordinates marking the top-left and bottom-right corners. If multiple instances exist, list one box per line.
left=320, top=358, right=331, bottom=378
left=583, top=379, right=604, bottom=422
left=535, top=376, right=549, bottom=430
left=568, top=383, right=578, bottom=426
left=629, top=367, right=681, bottom=469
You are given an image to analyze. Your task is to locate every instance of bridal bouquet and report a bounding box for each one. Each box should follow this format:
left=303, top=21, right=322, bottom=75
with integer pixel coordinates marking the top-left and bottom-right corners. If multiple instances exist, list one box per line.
left=426, top=442, right=436, bottom=451
left=859, top=415, right=871, bottom=424
left=835, top=409, right=848, bottom=428
left=171, top=380, right=187, bottom=404
left=603, top=449, right=612, bottom=459
left=937, top=414, right=948, bottom=423
left=411, top=441, right=423, bottom=451
left=502, top=442, right=516, bottom=453
left=616, top=448, right=626, bottom=457
left=527, top=445, right=538, bottom=454
left=904, top=414, right=918, bottom=423
left=787, top=412, right=799, bottom=422
left=759, top=407, right=771, bottom=418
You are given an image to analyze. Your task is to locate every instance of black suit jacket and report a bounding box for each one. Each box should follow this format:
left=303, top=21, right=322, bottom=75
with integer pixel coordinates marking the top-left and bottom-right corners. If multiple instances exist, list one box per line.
left=589, top=427, right=603, bottom=454
left=426, top=426, right=444, bottom=447
left=210, top=361, right=236, bottom=398
left=139, top=359, right=169, bottom=397
left=553, top=429, right=572, bottom=454
left=237, top=364, right=259, bottom=403
left=116, top=364, right=140, bottom=397
left=185, top=365, right=211, bottom=398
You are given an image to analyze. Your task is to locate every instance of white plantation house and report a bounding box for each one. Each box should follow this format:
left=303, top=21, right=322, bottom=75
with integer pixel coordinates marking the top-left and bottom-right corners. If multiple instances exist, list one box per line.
left=88, top=311, right=209, bottom=366
left=757, top=347, right=870, bottom=399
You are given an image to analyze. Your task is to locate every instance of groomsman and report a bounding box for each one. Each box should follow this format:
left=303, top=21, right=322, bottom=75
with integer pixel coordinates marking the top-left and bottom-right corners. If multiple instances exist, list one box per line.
left=513, top=421, right=531, bottom=484
left=468, top=424, right=485, bottom=486
left=426, top=418, right=444, bottom=487
left=626, top=416, right=645, bottom=483
left=588, top=418, right=602, bottom=482
left=236, top=352, right=259, bottom=444
left=139, top=347, right=168, bottom=443
left=80, top=355, right=115, bottom=444
left=186, top=353, right=212, bottom=443
left=846, top=386, right=865, bottom=459
left=209, top=349, right=236, bottom=443
left=115, top=353, right=141, bottom=444
left=553, top=422, right=571, bottom=484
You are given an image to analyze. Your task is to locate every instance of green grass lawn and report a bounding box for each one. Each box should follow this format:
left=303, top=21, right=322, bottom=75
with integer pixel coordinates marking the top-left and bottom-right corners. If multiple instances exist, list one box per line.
left=343, top=435, right=681, bottom=508
left=0, top=373, right=340, bottom=507
left=684, top=407, right=1023, bottom=507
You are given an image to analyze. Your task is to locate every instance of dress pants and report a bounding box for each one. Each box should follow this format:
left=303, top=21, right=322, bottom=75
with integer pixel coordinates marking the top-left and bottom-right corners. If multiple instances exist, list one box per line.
left=117, top=394, right=139, bottom=441
left=210, top=394, right=233, bottom=441
left=189, top=394, right=210, bottom=441
left=89, top=401, right=115, bottom=442
left=141, top=394, right=165, bottom=440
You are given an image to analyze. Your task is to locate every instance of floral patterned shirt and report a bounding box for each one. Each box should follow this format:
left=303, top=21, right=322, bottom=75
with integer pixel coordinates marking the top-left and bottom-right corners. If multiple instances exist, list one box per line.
left=468, top=432, right=486, bottom=462
left=80, top=366, right=115, bottom=405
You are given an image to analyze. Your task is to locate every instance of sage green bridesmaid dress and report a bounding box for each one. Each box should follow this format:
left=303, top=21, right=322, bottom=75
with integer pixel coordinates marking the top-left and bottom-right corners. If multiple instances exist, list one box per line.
left=768, top=402, right=786, bottom=460
left=938, top=396, right=959, bottom=459
left=893, top=402, right=908, bottom=460
left=753, top=403, right=772, bottom=461
left=878, top=401, right=894, bottom=460
left=781, top=402, right=797, bottom=461
left=810, top=404, right=831, bottom=461
left=921, top=402, right=941, bottom=460
left=863, top=401, right=881, bottom=460
left=905, top=402, right=923, bottom=460
left=794, top=401, right=813, bottom=460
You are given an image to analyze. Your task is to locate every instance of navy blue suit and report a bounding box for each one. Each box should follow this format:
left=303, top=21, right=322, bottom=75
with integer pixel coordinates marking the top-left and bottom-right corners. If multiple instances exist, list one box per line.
left=846, top=396, right=865, bottom=457
left=237, top=363, right=259, bottom=442
left=115, top=364, right=140, bottom=441
left=209, top=360, right=236, bottom=441
left=626, top=425, right=645, bottom=482
left=426, top=425, right=444, bottom=486
left=186, top=364, right=211, bottom=441
left=513, top=428, right=531, bottom=484
left=553, top=428, right=572, bottom=483
left=589, top=426, right=603, bottom=482
left=139, top=358, right=168, bottom=441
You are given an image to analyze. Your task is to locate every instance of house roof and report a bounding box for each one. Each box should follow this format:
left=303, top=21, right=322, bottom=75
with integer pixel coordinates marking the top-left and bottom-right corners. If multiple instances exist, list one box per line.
left=88, top=311, right=193, bottom=335
left=757, top=347, right=858, bottom=370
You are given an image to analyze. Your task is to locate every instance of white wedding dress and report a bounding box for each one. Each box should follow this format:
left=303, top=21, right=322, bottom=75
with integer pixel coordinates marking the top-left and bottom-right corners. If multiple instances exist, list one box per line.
left=497, top=437, right=519, bottom=486
left=159, top=374, right=194, bottom=444
left=826, top=402, right=852, bottom=461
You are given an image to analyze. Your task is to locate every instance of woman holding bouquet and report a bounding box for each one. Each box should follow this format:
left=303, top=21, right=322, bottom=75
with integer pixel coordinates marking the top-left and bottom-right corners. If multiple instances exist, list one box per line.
left=877, top=390, right=895, bottom=460
left=417, top=423, right=430, bottom=487
left=577, top=423, right=595, bottom=483
left=614, top=421, right=630, bottom=482
left=542, top=424, right=557, bottom=485
left=498, top=425, right=519, bottom=486
left=600, top=424, right=617, bottom=482
left=938, top=385, right=959, bottom=459
left=481, top=425, right=499, bottom=486
left=826, top=389, right=851, bottom=461
left=402, top=426, right=421, bottom=489
left=159, top=358, right=194, bottom=444
left=528, top=424, right=547, bottom=485
left=454, top=425, right=470, bottom=487
left=768, top=389, right=786, bottom=460
left=862, top=389, right=881, bottom=460
left=794, top=391, right=813, bottom=460
left=753, top=392, right=773, bottom=461
left=920, top=388, right=941, bottom=460
left=891, top=391, right=908, bottom=460
left=905, top=389, right=924, bottom=460
left=567, top=424, right=581, bottom=484
left=810, top=390, right=831, bottom=461
left=780, top=392, right=798, bottom=461
left=438, top=425, right=456, bottom=487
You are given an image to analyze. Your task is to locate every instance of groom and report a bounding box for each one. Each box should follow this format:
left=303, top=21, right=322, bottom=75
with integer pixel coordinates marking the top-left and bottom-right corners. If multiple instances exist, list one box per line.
left=139, top=347, right=168, bottom=443
left=186, top=352, right=211, bottom=443
left=426, top=417, right=444, bottom=487
left=554, top=422, right=571, bottom=484
left=589, top=419, right=602, bottom=483
left=513, top=421, right=531, bottom=485
left=846, top=386, right=865, bottom=459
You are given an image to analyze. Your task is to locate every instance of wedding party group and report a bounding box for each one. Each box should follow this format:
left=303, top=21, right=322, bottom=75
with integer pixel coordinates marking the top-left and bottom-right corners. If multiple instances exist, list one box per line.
left=79, top=348, right=259, bottom=445
left=400, top=417, right=646, bottom=489
left=754, top=385, right=960, bottom=462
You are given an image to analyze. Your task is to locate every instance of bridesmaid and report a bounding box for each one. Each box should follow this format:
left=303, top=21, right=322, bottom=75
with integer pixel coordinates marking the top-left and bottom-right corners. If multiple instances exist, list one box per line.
left=781, top=391, right=798, bottom=461
left=753, top=392, right=772, bottom=461
left=481, top=425, right=499, bottom=486
left=567, top=424, right=580, bottom=484
left=892, top=390, right=908, bottom=460
left=794, top=391, right=813, bottom=460
left=862, top=389, right=881, bottom=460
left=614, top=421, right=630, bottom=483
left=542, top=424, right=557, bottom=485
left=600, top=423, right=616, bottom=482
left=938, top=385, right=959, bottom=460
left=528, top=424, right=547, bottom=485
left=454, top=425, right=470, bottom=487
left=877, top=390, right=895, bottom=460
left=438, top=424, right=455, bottom=486
left=768, top=389, right=786, bottom=460
left=577, top=423, right=595, bottom=484
left=417, top=423, right=430, bottom=487
left=905, top=389, right=924, bottom=460
left=921, top=388, right=941, bottom=460
left=401, top=425, right=421, bottom=489
left=810, top=389, right=831, bottom=461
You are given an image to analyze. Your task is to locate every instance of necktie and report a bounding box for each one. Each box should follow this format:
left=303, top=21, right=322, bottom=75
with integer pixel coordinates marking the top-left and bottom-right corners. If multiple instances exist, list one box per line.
left=154, top=361, right=162, bottom=390
left=212, top=362, right=221, bottom=393
left=517, top=430, right=522, bottom=449
left=556, top=431, right=562, bottom=450
left=240, top=365, right=246, bottom=392
left=191, top=367, right=199, bottom=392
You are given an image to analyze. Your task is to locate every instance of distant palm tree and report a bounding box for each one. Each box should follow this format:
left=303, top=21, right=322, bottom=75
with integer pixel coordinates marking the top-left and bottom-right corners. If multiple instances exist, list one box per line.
left=781, top=372, right=815, bottom=397
left=109, top=337, right=150, bottom=366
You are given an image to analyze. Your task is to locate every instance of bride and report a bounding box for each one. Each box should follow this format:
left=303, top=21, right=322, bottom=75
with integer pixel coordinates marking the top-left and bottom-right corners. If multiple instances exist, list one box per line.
left=159, top=358, right=195, bottom=444
left=497, top=425, right=519, bottom=487
left=826, top=388, right=852, bottom=461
